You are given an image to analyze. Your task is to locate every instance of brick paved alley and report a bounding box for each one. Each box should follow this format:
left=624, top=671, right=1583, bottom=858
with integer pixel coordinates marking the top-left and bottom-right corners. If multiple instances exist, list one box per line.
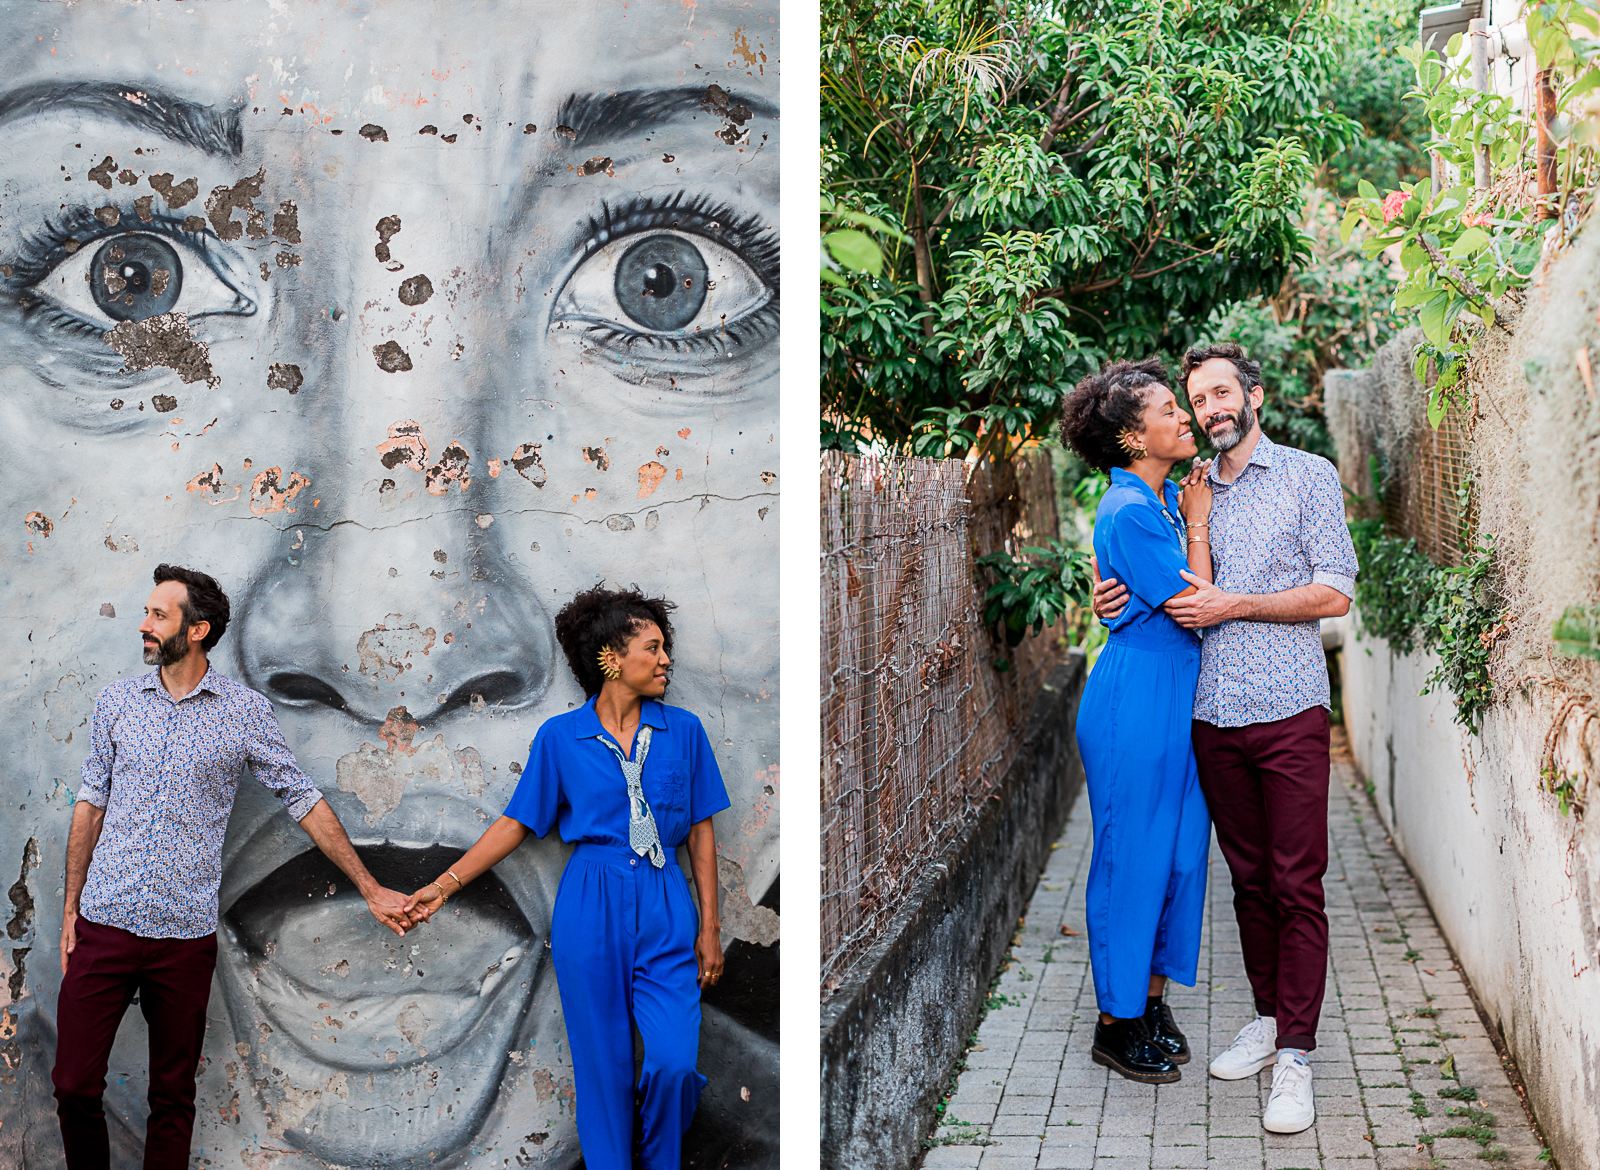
left=919, top=746, right=1551, bottom=1170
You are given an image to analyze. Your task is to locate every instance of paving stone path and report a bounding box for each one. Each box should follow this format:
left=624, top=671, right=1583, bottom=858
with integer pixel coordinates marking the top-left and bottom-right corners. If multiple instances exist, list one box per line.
left=920, top=749, right=1551, bottom=1170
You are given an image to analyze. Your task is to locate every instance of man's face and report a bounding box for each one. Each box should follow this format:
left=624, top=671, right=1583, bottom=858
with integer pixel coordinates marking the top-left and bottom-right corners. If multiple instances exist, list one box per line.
left=139, top=580, right=201, bottom=667
left=1, top=3, right=778, bottom=1166
left=1185, top=357, right=1263, bottom=453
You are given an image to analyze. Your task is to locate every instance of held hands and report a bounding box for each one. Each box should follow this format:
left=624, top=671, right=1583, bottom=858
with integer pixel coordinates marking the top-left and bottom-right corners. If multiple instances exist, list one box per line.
left=1178, top=459, right=1214, bottom=525
left=696, top=926, right=725, bottom=989
left=402, top=882, right=447, bottom=926
left=365, top=885, right=423, bottom=936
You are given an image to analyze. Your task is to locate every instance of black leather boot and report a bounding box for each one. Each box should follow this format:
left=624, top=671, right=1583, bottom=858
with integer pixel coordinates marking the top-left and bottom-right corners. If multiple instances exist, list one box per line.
left=1143, top=997, right=1190, bottom=1064
left=1091, top=1016, right=1180, bottom=1084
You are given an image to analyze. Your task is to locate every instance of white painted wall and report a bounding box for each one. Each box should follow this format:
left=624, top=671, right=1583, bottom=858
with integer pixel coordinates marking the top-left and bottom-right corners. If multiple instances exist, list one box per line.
left=1341, top=611, right=1600, bottom=1170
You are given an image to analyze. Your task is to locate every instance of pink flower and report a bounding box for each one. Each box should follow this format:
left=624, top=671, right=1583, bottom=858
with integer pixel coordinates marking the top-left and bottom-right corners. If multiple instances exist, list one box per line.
left=1461, top=209, right=1491, bottom=227
left=1381, top=190, right=1411, bottom=224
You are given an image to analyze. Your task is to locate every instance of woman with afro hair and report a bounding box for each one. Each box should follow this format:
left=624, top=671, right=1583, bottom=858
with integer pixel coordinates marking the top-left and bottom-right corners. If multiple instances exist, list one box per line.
left=405, top=584, right=729, bottom=1169
left=1059, top=356, right=1215, bottom=1084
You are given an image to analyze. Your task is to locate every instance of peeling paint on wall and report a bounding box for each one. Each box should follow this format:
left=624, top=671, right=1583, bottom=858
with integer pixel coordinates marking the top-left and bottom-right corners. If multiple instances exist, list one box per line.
left=0, top=2, right=779, bottom=1166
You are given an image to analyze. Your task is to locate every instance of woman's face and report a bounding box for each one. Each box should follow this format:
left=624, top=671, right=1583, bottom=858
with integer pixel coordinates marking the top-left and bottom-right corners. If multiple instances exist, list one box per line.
left=1131, top=386, right=1198, bottom=462
left=0, top=2, right=778, bottom=1166
left=607, top=619, right=671, bottom=700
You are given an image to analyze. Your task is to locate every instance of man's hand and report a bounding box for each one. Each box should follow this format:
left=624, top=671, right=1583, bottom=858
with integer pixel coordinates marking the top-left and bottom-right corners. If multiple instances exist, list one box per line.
left=364, top=885, right=417, bottom=936
left=60, top=909, right=78, bottom=975
left=1090, top=555, right=1129, bottom=623
left=1163, top=570, right=1239, bottom=629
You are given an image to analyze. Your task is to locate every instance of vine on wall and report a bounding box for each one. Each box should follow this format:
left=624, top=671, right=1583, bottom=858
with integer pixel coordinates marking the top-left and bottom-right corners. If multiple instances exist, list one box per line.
left=1348, top=518, right=1507, bottom=734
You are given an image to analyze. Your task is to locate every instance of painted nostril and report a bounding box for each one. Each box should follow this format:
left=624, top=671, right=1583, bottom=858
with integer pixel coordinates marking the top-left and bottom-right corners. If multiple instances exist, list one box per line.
left=266, top=671, right=351, bottom=713
left=434, top=669, right=532, bottom=718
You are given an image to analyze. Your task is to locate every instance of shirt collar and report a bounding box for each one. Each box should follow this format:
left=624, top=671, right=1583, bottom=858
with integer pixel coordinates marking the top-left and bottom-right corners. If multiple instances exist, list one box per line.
left=137, top=663, right=225, bottom=701
left=1109, top=465, right=1179, bottom=506
left=572, top=693, right=669, bottom=738
left=1207, top=431, right=1275, bottom=483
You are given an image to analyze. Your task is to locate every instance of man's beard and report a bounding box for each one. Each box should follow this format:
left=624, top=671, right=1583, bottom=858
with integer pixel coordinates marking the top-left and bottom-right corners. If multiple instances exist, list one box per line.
left=142, top=625, right=189, bottom=666
left=1206, top=395, right=1257, bottom=452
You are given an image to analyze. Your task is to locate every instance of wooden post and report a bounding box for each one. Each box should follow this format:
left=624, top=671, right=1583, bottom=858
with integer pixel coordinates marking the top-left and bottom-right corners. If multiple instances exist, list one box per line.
left=1469, top=18, right=1492, bottom=190
left=1536, top=67, right=1559, bottom=218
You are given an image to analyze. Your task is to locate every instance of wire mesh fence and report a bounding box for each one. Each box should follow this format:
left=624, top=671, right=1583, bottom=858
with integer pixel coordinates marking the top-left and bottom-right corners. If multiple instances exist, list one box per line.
left=1381, top=402, right=1475, bottom=564
left=820, top=450, right=1067, bottom=994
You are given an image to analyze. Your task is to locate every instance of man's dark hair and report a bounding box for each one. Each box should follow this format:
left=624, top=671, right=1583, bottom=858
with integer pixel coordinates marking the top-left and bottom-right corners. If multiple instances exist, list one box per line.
left=1058, top=356, right=1171, bottom=472
left=1180, top=341, right=1263, bottom=396
left=152, top=564, right=230, bottom=652
left=553, top=584, right=677, bottom=697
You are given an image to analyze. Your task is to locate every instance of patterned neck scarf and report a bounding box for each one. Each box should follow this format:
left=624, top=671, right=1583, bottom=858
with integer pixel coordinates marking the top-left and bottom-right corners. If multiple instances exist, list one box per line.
left=597, top=723, right=665, bottom=868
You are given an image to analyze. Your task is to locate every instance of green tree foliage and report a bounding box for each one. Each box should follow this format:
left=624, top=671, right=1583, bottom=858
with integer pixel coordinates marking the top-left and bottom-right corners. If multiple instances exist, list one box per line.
left=1203, top=0, right=1426, bottom=458
left=822, top=0, right=1360, bottom=457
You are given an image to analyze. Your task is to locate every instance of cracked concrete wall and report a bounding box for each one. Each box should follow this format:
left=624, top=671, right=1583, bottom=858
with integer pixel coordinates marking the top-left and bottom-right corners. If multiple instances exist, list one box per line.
left=0, top=2, right=779, bottom=1167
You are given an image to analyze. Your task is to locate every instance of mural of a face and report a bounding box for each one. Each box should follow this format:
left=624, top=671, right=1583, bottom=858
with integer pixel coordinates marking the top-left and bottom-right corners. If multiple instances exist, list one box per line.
left=0, top=3, right=779, bottom=1167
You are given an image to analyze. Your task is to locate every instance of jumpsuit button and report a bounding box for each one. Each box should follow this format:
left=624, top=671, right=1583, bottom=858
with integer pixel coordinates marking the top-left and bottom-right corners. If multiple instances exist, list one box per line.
left=629, top=858, right=637, bottom=867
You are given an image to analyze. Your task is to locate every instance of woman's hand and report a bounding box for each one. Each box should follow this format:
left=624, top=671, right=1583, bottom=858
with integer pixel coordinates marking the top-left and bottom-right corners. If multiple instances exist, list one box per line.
left=1178, top=459, right=1213, bottom=525
left=696, top=926, right=725, bottom=989
left=403, top=882, right=446, bottom=925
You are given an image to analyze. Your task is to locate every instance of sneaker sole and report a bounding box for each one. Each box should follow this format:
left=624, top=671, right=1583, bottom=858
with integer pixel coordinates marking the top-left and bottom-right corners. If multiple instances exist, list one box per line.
left=1207, top=1051, right=1277, bottom=1080
left=1091, top=1047, right=1181, bottom=1084
left=1263, top=1111, right=1315, bottom=1134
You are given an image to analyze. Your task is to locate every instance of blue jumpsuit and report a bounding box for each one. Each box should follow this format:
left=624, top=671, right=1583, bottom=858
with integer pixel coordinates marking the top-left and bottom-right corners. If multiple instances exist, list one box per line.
left=505, top=696, right=731, bottom=1170
left=1076, top=468, right=1211, bottom=1018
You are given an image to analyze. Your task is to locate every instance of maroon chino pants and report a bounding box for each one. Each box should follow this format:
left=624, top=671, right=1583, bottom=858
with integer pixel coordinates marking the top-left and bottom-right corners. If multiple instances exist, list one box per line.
left=1192, top=705, right=1330, bottom=1052
left=52, top=916, right=217, bottom=1170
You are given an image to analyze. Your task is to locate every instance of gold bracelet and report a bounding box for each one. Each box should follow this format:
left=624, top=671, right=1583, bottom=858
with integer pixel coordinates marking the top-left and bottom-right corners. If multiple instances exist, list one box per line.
left=445, top=869, right=465, bottom=891
left=1186, top=522, right=1209, bottom=530
left=1188, top=538, right=1211, bottom=546
left=425, top=880, right=448, bottom=904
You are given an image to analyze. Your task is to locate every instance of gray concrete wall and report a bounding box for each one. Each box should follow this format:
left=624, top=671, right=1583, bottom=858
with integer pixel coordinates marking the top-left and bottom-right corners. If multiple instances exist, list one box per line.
left=1342, top=617, right=1600, bottom=1170
left=820, top=653, right=1088, bottom=1170
left=0, top=3, right=779, bottom=1167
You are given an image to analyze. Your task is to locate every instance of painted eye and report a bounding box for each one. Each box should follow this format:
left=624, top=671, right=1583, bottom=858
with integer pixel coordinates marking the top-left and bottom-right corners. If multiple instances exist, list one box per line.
left=614, top=236, right=709, bottom=331
left=90, top=235, right=183, bottom=320
left=33, top=230, right=249, bottom=328
left=556, top=230, right=769, bottom=340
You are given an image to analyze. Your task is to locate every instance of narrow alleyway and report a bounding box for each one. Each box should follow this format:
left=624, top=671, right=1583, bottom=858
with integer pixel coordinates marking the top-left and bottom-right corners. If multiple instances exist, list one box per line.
left=920, top=743, right=1551, bottom=1170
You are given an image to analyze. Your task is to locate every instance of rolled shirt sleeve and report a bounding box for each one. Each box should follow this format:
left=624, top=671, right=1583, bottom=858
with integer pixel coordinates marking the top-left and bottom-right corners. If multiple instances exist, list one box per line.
left=1301, top=457, right=1359, bottom=598
left=1106, top=503, right=1194, bottom=609
left=244, top=694, right=325, bottom=821
left=687, top=714, right=732, bottom=823
left=505, top=723, right=561, bottom=837
left=76, top=686, right=118, bottom=809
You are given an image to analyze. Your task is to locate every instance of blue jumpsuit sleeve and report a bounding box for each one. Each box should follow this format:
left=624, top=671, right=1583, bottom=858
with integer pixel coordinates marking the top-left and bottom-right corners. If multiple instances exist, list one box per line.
left=1105, top=503, right=1193, bottom=608
left=504, top=721, right=561, bottom=836
left=686, top=715, right=731, bottom=823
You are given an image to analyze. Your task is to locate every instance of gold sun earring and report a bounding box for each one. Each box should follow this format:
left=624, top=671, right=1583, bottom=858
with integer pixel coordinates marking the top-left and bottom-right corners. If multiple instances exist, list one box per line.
left=1117, top=431, right=1148, bottom=460
left=597, top=649, right=621, bottom=681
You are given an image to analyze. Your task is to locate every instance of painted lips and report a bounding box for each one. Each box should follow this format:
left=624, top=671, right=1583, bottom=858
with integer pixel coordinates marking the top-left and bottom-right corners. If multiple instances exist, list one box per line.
left=214, top=828, right=554, bottom=1164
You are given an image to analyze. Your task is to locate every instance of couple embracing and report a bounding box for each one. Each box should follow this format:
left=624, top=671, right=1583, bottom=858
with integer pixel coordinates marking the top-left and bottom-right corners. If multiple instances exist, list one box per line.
left=1060, top=343, right=1358, bottom=1134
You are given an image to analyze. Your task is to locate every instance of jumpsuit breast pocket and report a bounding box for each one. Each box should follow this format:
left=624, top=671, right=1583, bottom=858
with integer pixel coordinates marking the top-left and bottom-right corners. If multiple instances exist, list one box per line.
left=645, top=762, right=690, bottom=846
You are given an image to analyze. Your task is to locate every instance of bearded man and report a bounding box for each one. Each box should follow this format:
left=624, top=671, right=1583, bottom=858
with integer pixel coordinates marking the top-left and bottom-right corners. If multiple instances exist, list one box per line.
left=53, top=564, right=416, bottom=1170
left=1094, top=343, right=1359, bottom=1134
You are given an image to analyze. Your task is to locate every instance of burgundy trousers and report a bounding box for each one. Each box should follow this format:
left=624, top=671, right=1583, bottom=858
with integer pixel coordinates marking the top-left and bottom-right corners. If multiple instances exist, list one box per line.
left=1192, top=705, right=1330, bottom=1052
left=52, top=916, right=217, bottom=1170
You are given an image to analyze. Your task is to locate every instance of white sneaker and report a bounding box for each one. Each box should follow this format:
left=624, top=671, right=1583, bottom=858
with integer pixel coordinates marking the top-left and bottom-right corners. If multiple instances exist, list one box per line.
left=1262, top=1051, right=1316, bottom=1133
left=1208, top=1015, right=1278, bottom=1080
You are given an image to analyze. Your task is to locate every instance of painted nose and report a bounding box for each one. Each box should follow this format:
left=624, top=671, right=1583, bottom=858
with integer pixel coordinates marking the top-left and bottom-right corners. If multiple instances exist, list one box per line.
left=233, top=520, right=552, bottom=725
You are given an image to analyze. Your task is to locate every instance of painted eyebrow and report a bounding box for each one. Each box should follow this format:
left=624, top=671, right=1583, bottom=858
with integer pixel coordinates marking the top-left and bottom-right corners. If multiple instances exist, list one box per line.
left=0, top=80, right=243, bottom=158
left=554, top=85, right=777, bottom=144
